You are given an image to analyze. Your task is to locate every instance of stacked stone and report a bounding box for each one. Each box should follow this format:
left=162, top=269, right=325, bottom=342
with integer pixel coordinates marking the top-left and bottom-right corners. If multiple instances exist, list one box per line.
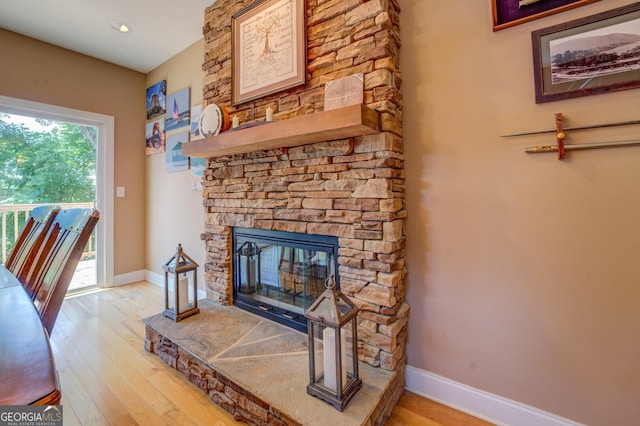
left=203, top=0, right=402, bottom=126
left=201, top=0, right=406, bottom=373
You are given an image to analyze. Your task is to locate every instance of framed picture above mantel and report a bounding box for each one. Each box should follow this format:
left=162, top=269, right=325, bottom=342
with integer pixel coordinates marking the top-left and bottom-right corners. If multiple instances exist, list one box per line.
left=231, top=0, right=307, bottom=105
left=492, top=0, right=599, bottom=31
left=532, top=3, right=640, bottom=103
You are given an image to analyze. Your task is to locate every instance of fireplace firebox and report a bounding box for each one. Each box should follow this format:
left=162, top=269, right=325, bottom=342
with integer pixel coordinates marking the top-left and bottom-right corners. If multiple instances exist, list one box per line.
left=233, top=228, right=339, bottom=332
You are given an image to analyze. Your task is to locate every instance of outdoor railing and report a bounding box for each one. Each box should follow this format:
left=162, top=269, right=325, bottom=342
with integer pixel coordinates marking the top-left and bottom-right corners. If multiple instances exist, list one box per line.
left=0, top=203, right=95, bottom=264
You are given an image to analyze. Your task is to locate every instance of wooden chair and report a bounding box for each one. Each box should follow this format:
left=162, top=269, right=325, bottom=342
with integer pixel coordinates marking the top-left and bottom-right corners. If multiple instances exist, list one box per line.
left=5, top=205, right=61, bottom=283
left=25, top=208, right=99, bottom=334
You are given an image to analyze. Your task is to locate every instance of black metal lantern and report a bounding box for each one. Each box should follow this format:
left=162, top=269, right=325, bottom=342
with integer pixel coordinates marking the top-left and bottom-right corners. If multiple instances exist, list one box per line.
left=304, top=274, right=362, bottom=411
left=235, top=241, right=260, bottom=295
left=163, top=244, right=199, bottom=322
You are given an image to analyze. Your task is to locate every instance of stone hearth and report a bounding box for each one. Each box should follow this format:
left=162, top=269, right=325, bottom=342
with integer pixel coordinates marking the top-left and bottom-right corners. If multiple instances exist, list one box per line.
left=144, top=300, right=403, bottom=425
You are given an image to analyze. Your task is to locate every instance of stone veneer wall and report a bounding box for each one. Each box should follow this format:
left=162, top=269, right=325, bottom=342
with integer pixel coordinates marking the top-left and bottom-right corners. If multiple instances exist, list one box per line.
left=201, top=0, right=406, bottom=372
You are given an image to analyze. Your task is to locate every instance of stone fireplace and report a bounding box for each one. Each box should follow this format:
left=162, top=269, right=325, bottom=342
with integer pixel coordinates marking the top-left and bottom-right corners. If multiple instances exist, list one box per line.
left=202, top=130, right=408, bottom=372
left=146, top=0, right=407, bottom=424
left=200, top=0, right=406, bottom=373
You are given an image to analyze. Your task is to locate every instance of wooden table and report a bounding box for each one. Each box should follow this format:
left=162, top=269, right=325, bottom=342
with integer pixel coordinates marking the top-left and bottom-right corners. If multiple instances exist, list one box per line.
left=0, top=265, right=61, bottom=405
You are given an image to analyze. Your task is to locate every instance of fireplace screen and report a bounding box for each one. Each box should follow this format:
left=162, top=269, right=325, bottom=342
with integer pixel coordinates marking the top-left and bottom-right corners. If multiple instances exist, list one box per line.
left=233, top=228, right=339, bottom=332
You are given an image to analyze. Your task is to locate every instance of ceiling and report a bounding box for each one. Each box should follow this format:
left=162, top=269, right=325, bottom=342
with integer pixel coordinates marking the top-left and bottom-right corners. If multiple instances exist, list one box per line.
left=0, top=0, right=217, bottom=73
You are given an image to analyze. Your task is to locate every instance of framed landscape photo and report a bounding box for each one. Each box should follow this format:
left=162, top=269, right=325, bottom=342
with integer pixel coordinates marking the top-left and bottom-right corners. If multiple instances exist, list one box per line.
left=146, top=80, right=166, bottom=120
left=532, top=3, right=640, bottom=103
left=165, top=132, right=189, bottom=172
left=231, top=0, right=306, bottom=105
left=165, top=87, right=190, bottom=132
left=492, top=0, right=599, bottom=31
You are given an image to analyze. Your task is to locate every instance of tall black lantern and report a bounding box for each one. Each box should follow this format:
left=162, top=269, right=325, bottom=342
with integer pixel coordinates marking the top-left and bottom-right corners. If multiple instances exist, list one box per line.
left=235, top=241, right=260, bottom=294
left=163, top=244, right=199, bottom=322
left=304, top=274, right=362, bottom=411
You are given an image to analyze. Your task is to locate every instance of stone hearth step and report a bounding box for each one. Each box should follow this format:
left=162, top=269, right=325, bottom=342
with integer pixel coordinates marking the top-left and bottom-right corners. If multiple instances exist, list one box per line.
left=144, top=299, right=403, bottom=425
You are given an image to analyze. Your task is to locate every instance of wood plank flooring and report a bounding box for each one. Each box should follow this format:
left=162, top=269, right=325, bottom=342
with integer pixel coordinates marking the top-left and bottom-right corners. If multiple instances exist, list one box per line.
left=387, top=392, right=493, bottom=426
left=49, top=281, right=492, bottom=425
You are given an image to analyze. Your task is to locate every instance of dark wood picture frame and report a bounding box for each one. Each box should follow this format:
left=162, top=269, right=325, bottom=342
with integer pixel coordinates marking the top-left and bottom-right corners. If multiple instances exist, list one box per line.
left=492, top=0, right=599, bottom=31
left=532, top=3, right=640, bottom=103
left=231, top=0, right=307, bottom=106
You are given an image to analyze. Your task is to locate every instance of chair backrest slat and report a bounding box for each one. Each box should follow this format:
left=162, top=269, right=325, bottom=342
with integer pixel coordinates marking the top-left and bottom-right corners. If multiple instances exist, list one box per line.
left=5, top=205, right=60, bottom=282
left=26, top=208, right=99, bottom=334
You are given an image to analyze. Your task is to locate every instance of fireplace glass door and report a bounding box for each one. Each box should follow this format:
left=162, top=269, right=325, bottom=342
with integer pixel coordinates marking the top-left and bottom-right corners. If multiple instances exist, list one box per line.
left=233, top=228, right=339, bottom=332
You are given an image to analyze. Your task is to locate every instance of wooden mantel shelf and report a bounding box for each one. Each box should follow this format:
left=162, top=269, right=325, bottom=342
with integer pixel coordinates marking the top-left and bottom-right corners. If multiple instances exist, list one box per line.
left=182, top=104, right=380, bottom=158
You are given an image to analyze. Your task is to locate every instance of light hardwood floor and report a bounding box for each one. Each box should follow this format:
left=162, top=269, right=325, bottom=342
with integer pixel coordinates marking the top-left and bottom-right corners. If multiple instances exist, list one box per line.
left=50, top=281, right=491, bottom=425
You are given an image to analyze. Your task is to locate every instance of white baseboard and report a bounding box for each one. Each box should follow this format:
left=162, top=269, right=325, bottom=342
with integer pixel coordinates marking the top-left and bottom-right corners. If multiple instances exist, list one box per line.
left=144, top=269, right=207, bottom=299
left=405, top=366, right=583, bottom=426
left=112, top=269, right=146, bottom=286
left=145, top=270, right=164, bottom=287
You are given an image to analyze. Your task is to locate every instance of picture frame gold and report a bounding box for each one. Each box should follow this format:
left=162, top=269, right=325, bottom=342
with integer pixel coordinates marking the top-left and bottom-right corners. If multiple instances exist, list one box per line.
left=492, top=0, right=599, bottom=32
left=532, top=3, right=640, bottom=103
left=231, top=0, right=306, bottom=106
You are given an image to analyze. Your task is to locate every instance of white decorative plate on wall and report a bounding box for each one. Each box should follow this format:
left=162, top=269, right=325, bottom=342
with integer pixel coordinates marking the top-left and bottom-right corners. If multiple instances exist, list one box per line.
left=198, top=104, right=229, bottom=137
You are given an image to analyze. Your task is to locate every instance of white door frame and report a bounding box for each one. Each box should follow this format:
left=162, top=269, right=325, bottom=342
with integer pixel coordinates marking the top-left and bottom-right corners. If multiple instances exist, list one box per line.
left=0, top=95, right=114, bottom=287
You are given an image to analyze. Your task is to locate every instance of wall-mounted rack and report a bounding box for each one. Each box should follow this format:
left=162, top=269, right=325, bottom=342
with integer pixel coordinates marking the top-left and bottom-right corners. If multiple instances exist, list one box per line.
left=502, top=113, right=640, bottom=160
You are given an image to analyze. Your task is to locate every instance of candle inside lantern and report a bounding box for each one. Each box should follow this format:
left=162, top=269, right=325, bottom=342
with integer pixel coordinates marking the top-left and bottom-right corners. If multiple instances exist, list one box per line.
left=323, top=328, right=337, bottom=391
left=265, top=107, right=273, bottom=122
left=178, top=273, right=190, bottom=313
left=232, top=115, right=239, bottom=128
left=322, top=328, right=347, bottom=392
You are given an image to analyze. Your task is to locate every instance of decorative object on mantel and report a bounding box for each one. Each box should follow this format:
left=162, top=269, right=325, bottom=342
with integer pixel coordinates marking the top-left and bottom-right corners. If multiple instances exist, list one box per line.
left=163, top=244, right=200, bottom=322
left=231, top=0, right=307, bottom=105
left=199, top=103, right=230, bottom=137
left=227, top=121, right=271, bottom=132
left=182, top=103, right=379, bottom=158
left=304, top=274, right=362, bottom=411
left=502, top=113, right=640, bottom=160
left=324, top=73, right=364, bottom=111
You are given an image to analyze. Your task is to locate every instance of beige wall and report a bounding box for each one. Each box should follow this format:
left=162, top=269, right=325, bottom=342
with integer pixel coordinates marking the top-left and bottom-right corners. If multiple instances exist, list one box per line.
left=4, top=1, right=639, bottom=422
left=0, top=29, right=146, bottom=276
left=400, top=1, right=640, bottom=424
left=145, top=40, right=207, bottom=285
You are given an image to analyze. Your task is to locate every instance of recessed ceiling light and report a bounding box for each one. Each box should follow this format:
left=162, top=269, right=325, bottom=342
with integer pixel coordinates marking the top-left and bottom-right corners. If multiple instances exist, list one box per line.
left=109, top=20, right=131, bottom=33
